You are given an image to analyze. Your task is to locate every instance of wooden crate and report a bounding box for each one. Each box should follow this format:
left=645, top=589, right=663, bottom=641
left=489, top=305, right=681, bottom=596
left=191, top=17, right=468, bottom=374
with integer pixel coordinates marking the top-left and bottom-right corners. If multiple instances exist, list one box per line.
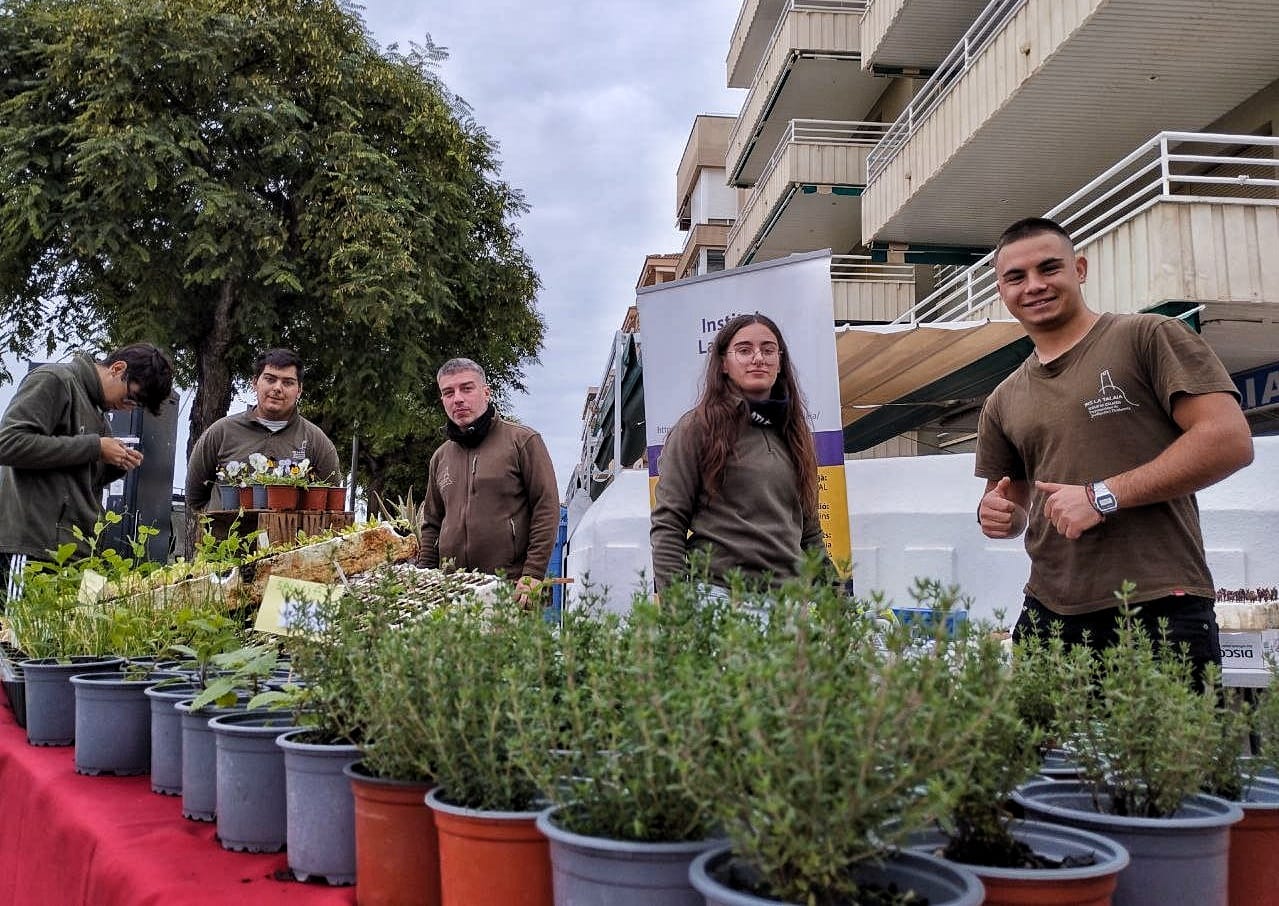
left=258, top=511, right=354, bottom=545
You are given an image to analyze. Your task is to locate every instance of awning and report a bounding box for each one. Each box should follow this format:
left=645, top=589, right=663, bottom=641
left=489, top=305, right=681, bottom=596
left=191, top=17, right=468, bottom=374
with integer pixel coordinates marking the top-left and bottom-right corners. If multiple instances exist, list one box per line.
left=837, top=320, right=1032, bottom=452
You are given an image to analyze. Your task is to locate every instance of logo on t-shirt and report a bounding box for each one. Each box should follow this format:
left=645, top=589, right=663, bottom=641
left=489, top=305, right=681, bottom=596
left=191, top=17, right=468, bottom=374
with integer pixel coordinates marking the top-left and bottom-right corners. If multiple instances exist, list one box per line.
left=1083, top=370, right=1140, bottom=419
left=437, top=464, right=454, bottom=492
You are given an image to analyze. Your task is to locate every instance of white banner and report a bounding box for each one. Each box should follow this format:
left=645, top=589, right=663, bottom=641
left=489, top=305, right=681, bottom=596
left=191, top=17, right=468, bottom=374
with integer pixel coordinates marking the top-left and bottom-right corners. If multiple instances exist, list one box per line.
left=636, top=251, right=850, bottom=566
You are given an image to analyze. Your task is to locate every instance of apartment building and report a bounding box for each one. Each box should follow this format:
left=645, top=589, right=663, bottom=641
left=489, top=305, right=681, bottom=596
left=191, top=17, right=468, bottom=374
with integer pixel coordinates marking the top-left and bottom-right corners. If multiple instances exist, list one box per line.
left=726, top=0, right=1279, bottom=452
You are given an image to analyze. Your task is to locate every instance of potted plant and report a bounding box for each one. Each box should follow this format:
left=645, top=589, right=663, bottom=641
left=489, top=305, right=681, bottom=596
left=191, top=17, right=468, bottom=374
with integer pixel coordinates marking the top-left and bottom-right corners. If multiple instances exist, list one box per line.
left=375, top=582, right=554, bottom=906
left=177, top=638, right=279, bottom=822
left=255, top=457, right=311, bottom=511
left=146, top=609, right=243, bottom=795
left=214, top=460, right=247, bottom=510
left=1013, top=588, right=1243, bottom=906
left=8, top=515, right=162, bottom=745
left=247, top=452, right=271, bottom=508
left=677, top=565, right=986, bottom=906
left=508, top=585, right=725, bottom=906
left=907, top=602, right=1129, bottom=906
left=1206, top=680, right=1279, bottom=906
left=329, top=565, right=499, bottom=906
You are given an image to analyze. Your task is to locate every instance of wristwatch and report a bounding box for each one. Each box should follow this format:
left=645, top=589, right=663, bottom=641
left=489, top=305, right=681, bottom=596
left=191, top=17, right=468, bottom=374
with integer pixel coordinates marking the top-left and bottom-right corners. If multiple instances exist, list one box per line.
left=1089, top=480, right=1119, bottom=516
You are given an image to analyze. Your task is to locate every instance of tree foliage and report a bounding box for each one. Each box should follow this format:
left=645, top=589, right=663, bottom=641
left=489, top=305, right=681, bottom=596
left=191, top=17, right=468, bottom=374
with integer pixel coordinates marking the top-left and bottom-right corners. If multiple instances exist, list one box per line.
left=0, top=0, right=543, bottom=497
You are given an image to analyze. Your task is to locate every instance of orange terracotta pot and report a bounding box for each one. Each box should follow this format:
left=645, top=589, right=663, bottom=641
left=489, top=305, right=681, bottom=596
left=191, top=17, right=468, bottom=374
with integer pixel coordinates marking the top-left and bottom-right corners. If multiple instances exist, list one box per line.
left=265, top=485, right=298, bottom=511
left=346, top=763, right=440, bottom=906
left=1230, top=790, right=1279, bottom=906
left=425, top=788, right=551, bottom=906
left=327, top=486, right=347, bottom=512
left=301, top=487, right=328, bottom=511
left=911, top=821, right=1127, bottom=906
left=238, top=486, right=254, bottom=509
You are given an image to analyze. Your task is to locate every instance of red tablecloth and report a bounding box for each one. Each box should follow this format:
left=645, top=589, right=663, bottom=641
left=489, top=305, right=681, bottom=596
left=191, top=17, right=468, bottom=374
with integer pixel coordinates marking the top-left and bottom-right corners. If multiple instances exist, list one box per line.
left=0, top=684, right=355, bottom=906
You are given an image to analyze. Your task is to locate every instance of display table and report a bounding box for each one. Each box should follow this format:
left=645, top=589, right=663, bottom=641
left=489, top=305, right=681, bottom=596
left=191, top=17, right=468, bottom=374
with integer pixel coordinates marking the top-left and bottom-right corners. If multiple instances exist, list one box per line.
left=0, top=685, right=354, bottom=906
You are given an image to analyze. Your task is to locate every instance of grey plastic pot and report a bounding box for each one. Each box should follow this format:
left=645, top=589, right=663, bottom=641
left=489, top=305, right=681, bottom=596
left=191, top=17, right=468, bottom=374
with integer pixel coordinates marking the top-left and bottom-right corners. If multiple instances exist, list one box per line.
left=278, top=728, right=360, bottom=885
left=688, top=844, right=983, bottom=906
left=252, top=483, right=268, bottom=508
left=1039, top=748, right=1085, bottom=781
left=1013, top=779, right=1243, bottom=906
left=210, top=710, right=296, bottom=853
left=178, top=696, right=247, bottom=821
left=71, top=670, right=179, bottom=775
left=143, top=681, right=202, bottom=794
left=536, top=805, right=719, bottom=906
left=21, top=656, right=124, bottom=746
left=909, top=819, right=1129, bottom=904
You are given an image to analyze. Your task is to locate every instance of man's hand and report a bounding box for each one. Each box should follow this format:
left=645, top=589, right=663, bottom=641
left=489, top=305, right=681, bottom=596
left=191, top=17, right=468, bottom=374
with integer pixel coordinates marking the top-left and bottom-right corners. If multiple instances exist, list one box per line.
left=979, top=476, right=1026, bottom=539
left=1035, top=481, right=1103, bottom=540
left=514, top=575, right=542, bottom=610
left=100, top=436, right=143, bottom=471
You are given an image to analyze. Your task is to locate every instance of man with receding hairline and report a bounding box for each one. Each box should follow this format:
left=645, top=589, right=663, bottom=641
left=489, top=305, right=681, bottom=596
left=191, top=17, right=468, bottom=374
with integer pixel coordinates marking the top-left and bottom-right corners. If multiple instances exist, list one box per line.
left=416, top=357, right=558, bottom=605
left=975, top=216, right=1253, bottom=675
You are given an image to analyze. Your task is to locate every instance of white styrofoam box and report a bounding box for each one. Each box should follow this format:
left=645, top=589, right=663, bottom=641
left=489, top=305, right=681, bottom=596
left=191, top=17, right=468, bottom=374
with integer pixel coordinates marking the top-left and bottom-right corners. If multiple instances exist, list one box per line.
left=1221, top=631, right=1266, bottom=670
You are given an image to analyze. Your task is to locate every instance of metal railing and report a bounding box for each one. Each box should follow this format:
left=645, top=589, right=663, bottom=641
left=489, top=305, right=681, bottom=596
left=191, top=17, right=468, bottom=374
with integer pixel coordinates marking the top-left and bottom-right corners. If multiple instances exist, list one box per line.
left=831, top=255, right=915, bottom=282
left=891, top=132, right=1279, bottom=324
left=728, top=119, right=891, bottom=253
left=726, top=0, right=869, bottom=183
left=866, top=0, right=1027, bottom=182
left=728, top=0, right=867, bottom=85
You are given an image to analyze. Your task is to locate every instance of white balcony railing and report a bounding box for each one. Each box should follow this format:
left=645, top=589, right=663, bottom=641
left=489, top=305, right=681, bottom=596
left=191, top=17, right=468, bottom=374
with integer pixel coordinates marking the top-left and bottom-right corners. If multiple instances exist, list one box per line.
left=891, top=132, right=1279, bottom=325
left=728, top=118, right=891, bottom=253
left=831, top=255, right=915, bottom=282
left=866, top=0, right=1027, bottom=183
left=726, top=0, right=869, bottom=182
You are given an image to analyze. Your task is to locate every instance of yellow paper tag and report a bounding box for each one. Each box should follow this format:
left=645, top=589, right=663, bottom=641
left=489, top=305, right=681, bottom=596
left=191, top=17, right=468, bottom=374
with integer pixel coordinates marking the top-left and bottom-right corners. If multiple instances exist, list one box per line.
left=254, top=575, right=336, bottom=636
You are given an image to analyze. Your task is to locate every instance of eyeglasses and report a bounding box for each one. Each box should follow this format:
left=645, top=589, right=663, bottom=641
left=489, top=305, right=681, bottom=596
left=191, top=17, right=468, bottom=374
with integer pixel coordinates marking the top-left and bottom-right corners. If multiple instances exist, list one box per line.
left=729, top=343, right=782, bottom=363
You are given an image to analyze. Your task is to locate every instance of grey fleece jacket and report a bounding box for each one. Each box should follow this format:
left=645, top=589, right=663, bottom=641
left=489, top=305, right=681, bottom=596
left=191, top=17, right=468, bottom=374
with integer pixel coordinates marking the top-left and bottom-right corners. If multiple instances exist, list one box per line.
left=649, top=409, right=827, bottom=591
left=0, top=354, right=124, bottom=559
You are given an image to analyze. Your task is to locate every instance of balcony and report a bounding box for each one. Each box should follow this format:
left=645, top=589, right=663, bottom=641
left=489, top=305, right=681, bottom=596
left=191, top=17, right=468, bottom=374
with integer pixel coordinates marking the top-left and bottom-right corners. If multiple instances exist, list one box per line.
left=893, top=132, right=1279, bottom=391
left=727, top=119, right=890, bottom=266
left=860, top=0, right=990, bottom=72
left=727, top=0, right=788, bottom=89
left=831, top=255, right=916, bottom=321
left=725, top=1, right=877, bottom=187
left=861, top=0, right=1279, bottom=248
left=677, top=115, right=735, bottom=230
left=676, top=223, right=732, bottom=280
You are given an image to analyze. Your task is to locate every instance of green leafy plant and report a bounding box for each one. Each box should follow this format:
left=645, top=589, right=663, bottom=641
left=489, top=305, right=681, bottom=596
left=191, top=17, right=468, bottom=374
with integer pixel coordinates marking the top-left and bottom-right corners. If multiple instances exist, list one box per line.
left=508, top=581, right=726, bottom=842
left=374, top=583, right=550, bottom=811
left=189, top=640, right=280, bottom=709
left=5, top=513, right=177, bottom=658
left=1052, top=584, right=1223, bottom=818
left=674, top=564, right=1007, bottom=905
left=165, top=612, right=245, bottom=689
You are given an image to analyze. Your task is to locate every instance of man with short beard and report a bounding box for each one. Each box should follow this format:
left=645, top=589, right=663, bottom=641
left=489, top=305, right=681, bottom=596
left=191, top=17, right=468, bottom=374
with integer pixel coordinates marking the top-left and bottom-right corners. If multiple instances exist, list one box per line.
left=416, top=358, right=558, bottom=604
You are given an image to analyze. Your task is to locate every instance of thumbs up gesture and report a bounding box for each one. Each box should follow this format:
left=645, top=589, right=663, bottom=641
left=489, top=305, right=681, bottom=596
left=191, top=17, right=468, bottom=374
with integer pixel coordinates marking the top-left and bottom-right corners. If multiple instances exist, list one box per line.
left=979, top=476, right=1025, bottom=539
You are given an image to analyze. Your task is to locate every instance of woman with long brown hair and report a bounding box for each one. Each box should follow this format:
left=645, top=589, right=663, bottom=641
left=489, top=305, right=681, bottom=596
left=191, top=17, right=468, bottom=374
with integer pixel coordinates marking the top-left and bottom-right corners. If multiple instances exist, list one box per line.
left=650, top=313, right=829, bottom=591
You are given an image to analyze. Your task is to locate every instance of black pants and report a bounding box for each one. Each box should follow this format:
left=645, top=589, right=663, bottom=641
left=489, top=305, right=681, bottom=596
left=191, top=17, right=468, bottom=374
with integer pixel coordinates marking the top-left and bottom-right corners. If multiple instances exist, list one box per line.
left=1014, top=593, right=1221, bottom=686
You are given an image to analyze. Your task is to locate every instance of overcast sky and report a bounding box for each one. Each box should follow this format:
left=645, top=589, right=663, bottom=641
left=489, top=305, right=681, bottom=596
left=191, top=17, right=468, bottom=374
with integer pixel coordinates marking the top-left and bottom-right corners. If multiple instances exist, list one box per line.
left=359, top=0, right=746, bottom=490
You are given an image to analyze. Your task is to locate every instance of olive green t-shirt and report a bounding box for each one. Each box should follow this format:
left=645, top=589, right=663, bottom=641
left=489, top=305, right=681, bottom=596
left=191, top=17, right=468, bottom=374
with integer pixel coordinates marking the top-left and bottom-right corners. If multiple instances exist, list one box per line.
left=976, top=313, right=1239, bottom=615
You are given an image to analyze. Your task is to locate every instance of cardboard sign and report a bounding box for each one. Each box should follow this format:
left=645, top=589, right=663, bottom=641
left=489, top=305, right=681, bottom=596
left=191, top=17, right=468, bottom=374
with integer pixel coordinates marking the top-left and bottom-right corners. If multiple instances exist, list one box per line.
left=253, top=575, right=338, bottom=636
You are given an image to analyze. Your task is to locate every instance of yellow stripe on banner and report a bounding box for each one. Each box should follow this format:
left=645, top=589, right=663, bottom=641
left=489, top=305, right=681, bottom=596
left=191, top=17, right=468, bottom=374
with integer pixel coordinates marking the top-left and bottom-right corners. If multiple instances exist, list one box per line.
left=818, top=464, right=851, bottom=577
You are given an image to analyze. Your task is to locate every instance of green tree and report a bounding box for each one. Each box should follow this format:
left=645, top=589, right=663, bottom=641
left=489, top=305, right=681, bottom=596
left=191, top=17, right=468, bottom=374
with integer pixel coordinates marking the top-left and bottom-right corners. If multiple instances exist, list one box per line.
left=0, top=0, right=542, bottom=476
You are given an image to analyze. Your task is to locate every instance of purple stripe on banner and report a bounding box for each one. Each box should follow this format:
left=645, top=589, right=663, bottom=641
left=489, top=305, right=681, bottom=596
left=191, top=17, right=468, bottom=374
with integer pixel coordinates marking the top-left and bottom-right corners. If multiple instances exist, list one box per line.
left=647, top=445, right=663, bottom=477
left=813, top=430, right=844, bottom=467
